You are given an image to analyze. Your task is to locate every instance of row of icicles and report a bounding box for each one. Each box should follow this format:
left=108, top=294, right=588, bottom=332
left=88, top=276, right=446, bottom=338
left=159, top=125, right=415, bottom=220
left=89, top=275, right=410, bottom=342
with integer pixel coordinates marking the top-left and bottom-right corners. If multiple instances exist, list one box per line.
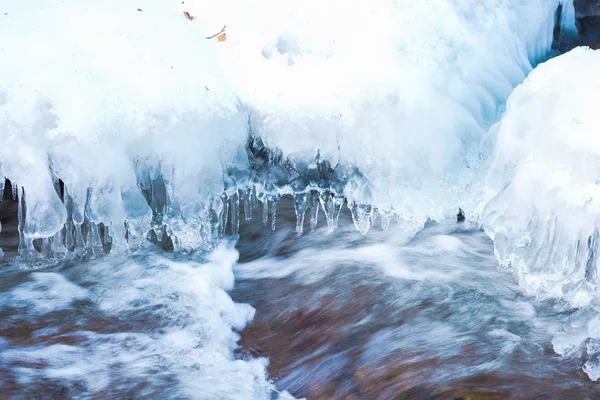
left=0, top=179, right=389, bottom=259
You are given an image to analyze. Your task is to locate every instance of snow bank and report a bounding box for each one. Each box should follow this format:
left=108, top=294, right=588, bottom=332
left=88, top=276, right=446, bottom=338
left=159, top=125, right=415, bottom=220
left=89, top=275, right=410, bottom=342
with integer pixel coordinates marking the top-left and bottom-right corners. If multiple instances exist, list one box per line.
left=0, top=0, right=247, bottom=251
left=481, top=47, right=600, bottom=304
left=478, top=47, right=600, bottom=380
left=0, top=0, right=569, bottom=251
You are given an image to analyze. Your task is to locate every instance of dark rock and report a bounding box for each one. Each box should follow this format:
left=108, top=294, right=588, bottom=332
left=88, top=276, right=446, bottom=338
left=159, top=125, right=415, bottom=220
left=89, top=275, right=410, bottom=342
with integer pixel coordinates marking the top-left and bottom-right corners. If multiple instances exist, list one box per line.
left=0, top=179, right=19, bottom=256
left=457, top=208, right=465, bottom=223
left=575, top=0, right=600, bottom=18
left=574, top=0, right=600, bottom=48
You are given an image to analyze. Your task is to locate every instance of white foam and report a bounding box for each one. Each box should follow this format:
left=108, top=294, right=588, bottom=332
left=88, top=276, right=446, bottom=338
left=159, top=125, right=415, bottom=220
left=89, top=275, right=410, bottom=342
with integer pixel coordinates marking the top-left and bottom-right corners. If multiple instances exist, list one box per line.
left=6, top=272, right=88, bottom=313
left=1, top=246, right=272, bottom=398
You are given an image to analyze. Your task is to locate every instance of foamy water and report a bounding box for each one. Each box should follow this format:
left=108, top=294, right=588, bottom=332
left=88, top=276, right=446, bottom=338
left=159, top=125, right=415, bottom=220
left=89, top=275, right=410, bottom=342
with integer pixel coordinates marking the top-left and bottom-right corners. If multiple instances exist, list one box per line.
left=0, top=245, right=272, bottom=399
left=1, top=197, right=598, bottom=399
left=231, top=201, right=600, bottom=398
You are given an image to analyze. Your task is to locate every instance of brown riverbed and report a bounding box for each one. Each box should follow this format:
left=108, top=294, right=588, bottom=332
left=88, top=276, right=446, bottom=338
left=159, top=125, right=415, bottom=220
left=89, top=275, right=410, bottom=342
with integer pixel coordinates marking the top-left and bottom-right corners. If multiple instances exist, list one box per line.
left=231, top=197, right=600, bottom=400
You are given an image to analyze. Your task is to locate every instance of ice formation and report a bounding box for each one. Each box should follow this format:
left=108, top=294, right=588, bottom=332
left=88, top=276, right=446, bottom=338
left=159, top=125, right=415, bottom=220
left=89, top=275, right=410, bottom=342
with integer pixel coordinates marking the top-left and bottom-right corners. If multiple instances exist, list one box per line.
left=0, top=0, right=572, bottom=256
left=481, top=47, right=600, bottom=304
left=477, top=47, right=600, bottom=380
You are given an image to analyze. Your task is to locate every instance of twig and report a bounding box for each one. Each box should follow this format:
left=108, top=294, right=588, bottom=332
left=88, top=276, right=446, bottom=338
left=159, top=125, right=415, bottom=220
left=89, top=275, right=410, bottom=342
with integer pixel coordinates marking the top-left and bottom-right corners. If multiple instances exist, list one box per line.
left=206, top=25, right=226, bottom=39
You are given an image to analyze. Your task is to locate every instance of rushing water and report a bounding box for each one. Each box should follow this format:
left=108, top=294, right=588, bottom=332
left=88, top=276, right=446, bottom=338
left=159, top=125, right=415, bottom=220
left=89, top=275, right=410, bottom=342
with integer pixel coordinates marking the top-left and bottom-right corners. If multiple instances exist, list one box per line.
left=1, top=196, right=598, bottom=399
left=233, top=198, right=600, bottom=399
left=1, top=1, right=599, bottom=398
left=0, top=244, right=272, bottom=399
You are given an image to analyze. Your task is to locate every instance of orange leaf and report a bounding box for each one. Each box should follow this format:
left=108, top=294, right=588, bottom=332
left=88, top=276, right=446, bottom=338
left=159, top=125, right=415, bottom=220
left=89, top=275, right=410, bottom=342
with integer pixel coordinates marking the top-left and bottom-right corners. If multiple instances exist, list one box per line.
left=183, top=11, right=194, bottom=21
left=217, top=33, right=227, bottom=42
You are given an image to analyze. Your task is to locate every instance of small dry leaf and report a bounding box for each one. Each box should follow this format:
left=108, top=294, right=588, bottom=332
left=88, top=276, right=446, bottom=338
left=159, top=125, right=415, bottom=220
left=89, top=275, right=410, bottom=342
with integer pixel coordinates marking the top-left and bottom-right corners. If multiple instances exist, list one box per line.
left=205, top=25, right=227, bottom=40
left=183, top=11, right=194, bottom=21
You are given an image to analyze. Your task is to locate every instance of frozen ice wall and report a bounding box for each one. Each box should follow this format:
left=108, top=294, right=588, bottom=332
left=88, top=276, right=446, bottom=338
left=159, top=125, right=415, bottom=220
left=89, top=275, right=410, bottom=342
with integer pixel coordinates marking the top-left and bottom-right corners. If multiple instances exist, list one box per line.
left=231, top=0, right=566, bottom=230
left=478, top=47, right=600, bottom=380
left=0, top=0, right=570, bottom=253
left=0, top=0, right=248, bottom=252
left=481, top=48, right=600, bottom=305
left=212, top=0, right=567, bottom=234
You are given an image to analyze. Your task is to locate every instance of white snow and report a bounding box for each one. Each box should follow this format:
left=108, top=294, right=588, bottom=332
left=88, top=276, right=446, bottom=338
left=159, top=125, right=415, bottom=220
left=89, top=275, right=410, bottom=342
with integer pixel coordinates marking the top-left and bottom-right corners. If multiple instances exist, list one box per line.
left=0, top=0, right=568, bottom=247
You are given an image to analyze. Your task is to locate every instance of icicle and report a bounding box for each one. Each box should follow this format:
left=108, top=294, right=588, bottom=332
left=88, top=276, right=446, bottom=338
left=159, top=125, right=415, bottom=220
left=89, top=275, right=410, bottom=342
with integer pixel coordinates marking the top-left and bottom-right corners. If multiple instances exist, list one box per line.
left=24, top=238, right=38, bottom=258
left=220, top=193, right=229, bottom=236
left=244, top=188, right=252, bottom=221
left=371, top=208, right=378, bottom=227
left=0, top=179, right=4, bottom=201
left=586, top=229, right=600, bottom=283
left=349, top=202, right=373, bottom=235
left=83, top=223, right=96, bottom=252
left=381, top=213, right=391, bottom=231
left=86, top=223, right=94, bottom=249
left=65, top=221, right=74, bottom=251
left=209, top=196, right=223, bottom=238
left=150, top=175, right=167, bottom=226
left=114, top=219, right=127, bottom=249
left=52, top=229, right=66, bottom=254
left=41, top=237, right=51, bottom=258
left=12, top=182, right=18, bottom=201
left=103, top=222, right=121, bottom=250
left=207, top=208, right=219, bottom=241
left=14, top=187, right=42, bottom=258
left=102, top=225, right=110, bottom=246
left=230, top=191, right=240, bottom=235
left=74, top=223, right=85, bottom=256
left=271, top=198, right=278, bottom=231
left=262, top=199, right=269, bottom=226
left=310, top=190, right=319, bottom=231
left=64, top=189, right=74, bottom=251
left=319, top=191, right=344, bottom=231
left=91, top=223, right=102, bottom=248
left=293, top=193, right=308, bottom=236
left=252, top=187, right=259, bottom=209
left=17, top=186, right=25, bottom=256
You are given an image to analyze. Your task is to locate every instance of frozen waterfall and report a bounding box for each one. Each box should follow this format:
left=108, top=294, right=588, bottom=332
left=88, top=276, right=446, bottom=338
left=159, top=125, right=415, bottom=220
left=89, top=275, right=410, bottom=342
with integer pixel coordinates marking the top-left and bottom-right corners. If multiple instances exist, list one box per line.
left=0, top=0, right=573, bottom=256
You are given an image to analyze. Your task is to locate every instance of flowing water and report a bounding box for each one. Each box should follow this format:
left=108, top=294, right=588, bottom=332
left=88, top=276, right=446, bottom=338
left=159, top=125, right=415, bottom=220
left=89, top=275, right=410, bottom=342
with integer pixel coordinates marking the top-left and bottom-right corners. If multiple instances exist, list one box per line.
left=231, top=198, right=600, bottom=399
left=1, top=196, right=598, bottom=399
left=1, top=1, right=599, bottom=399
